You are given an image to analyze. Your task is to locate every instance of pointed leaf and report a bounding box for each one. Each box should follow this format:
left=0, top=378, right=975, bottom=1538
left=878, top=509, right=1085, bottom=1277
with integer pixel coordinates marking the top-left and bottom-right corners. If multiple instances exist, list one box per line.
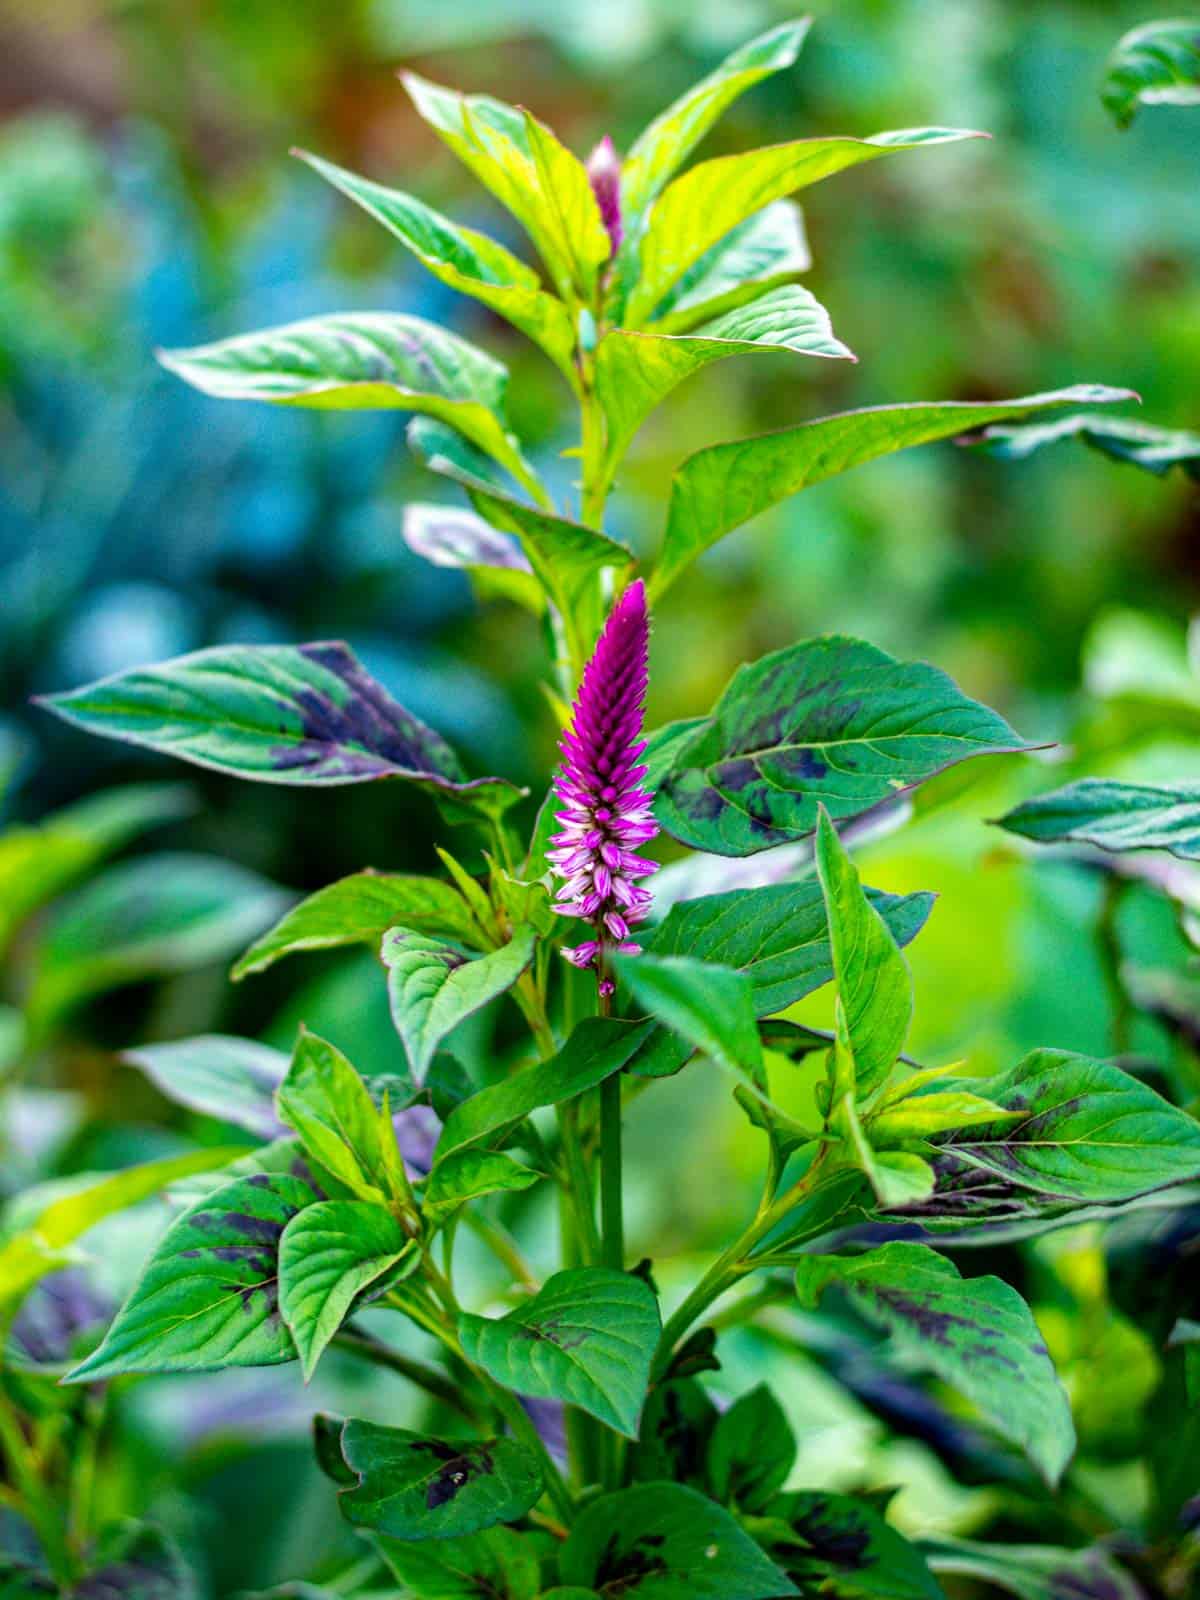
left=650, top=202, right=811, bottom=334
left=423, top=1150, right=541, bottom=1217
left=648, top=634, right=1030, bottom=856
left=621, top=20, right=812, bottom=225
left=233, top=870, right=483, bottom=980
left=617, top=954, right=764, bottom=1085
left=124, top=1035, right=288, bottom=1139
left=40, top=642, right=524, bottom=817
left=765, top=1492, right=942, bottom=1600
left=972, top=411, right=1200, bottom=480
left=706, top=1383, right=795, bottom=1511
left=436, top=1017, right=656, bottom=1159
left=277, top=1031, right=403, bottom=1205
left=278, top=1201, right=415, bottom=1379
left=372, top=1526, right=541, bottom=1599
left=65, top=1174, right=318, bottom=1381
left=795, top=1242, right=1075, bottom=1483
left=382, top=926, right=536, bottom=1081
left=297, top=151, right=576, bottom=377
left=649, top=386, right=1134, bottom=599
left=522, top=110, right=611, bottom=296
left=159, top=312, right=540, bottom=496
left=998, top=777, right=1200, bottom=861
left=924, top=1535, right=1144, bottom=1600
left=625, top=127, right=985, bottom=326
left=402, top=502, right=542, bottom=613
left=458, top=1267, right=660, bottom=1437
left=560, top=1482, right=796, bottom=1598
left=815, top=807, right=911, bottom=1096
left=631, top=1378, right=718, bottom=1486
left=1102, top=19, right=1200, bottom=126
left=595, top=285, right=853, bottom=477
left=868, top=1089, right=1018, bottom=1144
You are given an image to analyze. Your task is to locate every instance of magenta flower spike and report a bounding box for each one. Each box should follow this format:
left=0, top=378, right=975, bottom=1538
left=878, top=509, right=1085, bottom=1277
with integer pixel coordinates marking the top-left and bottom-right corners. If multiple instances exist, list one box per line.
left=548, top=579, right=658, bottom=995
left=586, top=134, right=623, bottom=255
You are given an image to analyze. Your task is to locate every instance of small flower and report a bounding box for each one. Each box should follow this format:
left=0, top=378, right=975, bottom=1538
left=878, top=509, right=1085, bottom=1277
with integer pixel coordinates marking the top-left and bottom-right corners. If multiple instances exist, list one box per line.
left=586, top=134, right=623, bottom=256
left=549, top=579, right=658, bottom=995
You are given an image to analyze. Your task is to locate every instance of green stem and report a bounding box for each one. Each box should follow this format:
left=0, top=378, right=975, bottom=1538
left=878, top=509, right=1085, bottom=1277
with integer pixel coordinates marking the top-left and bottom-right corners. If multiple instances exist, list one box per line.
left=557, top=1102, right=601, bottom=1263
left=463, top=1210, right=538, bottom=1289
left=335, top=1328, right=481, bottom=1421
left=599, top=1074, right=624, bottom=1272
left=1097, top=874, right=1133, bottom=1054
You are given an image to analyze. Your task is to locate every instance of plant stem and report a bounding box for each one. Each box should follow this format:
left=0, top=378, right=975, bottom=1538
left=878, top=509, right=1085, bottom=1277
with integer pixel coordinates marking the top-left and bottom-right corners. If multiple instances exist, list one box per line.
left=598, top=1074, right=624, bottom=1272
left=463, top=1210, right=539, bottom=1289
left=556, top=1102, right=601, bottom=1263
left=334, top=1329, right=481, bottom=1421
left=1097, top=873, right=1134, bottom=1054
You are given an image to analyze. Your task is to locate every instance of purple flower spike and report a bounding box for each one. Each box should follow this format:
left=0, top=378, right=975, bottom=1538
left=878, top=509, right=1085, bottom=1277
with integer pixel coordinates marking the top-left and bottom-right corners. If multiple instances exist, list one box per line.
left=586, top=135, right=623, bottom=256
left=549, top=580, right=658, bottom=995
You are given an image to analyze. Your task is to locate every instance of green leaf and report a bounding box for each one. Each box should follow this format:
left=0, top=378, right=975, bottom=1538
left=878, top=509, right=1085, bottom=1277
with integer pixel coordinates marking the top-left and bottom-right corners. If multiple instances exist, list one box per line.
left=650, top=202, right=810, bottom=334
left=795, top=1242, right=1075, bottom=1483
left=402, top=503, right=543, bottom=615
left=277, top=1201, right=415, bottom=1380
left=998, top=777, right=1200, bottom=861
left=924, top=1535, right=1143, bottom=1600
left=631, top=1378, right=718, bottom=1486
left=0, top=783, right=192, bottom=953
left=867, top=1087, right=1018, bottom=1145
left=423, top=1150, right=541, bottom=1217
left=436, top=1017, right=655, bottom=1159
left=372, top=1526, right=540, bottom=1599
left=65, top=1173, right=318, bottom=1382
left=620, top=20, right=811, bottom=227
left=1101, top=19, right=1200, bottom=126
left=382, top=926, right=536, bottom=1082
left=648, top=385, right=1134, bottom=599
left=28, top=853, right=288, bottom=1028
left=648, top=634, right=1030, bottom=856
left=333, top=1417, right=543, bottom=1539
left=905, top=1049, right=1200, bottom=1224
left=706, top=1384, right=795, bottom=1512
left=560, top=1482, right=797, bottom=1598
left=522, top=110, right=611, bottom=297
left=277, top=1030, right=405, bottom=1205
left=646, top=877, right=934, bottom=1018
left=159, top=312, right=540, bottom=497
left=763, top=1492, right=942, bottom=1599
left=41, top=642, right=525, bottom=817
left=829, top=1089, right=935, bottom=1208
left=815, top=807, right=911, bottom=1096
left=594, top=286, right=853, bottom=479
left=458, top=1267, right=660, bottom=1437
left=296, top=151, right=576, bottom=378
left=233, top=869, right=483, bottom=981
left=616, top=954, right=764, bottom=1086
left=124, top=1035, right=288, bottom=1139
left=75, top=1520, right=199, bottom=1600
left=972, top=411, right=1200, bottom=480
left=625, top=127, right=984, bottom=327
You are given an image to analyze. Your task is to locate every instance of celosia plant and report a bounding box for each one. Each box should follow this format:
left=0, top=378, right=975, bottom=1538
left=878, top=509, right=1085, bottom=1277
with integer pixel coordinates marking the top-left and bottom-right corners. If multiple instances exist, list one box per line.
left=16, top=16, right=1200, bottom=1596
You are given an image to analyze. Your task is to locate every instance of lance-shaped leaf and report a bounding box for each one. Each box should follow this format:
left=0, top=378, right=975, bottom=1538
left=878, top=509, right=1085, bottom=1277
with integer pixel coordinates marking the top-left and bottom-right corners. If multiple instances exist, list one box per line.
left=617, top=954, right=764, bottom=1085
left=706, top=1384, right=795, bottom=1511
left=27, top=853, right=289, bottom=1028
left=278, top=1202, right=416, bottom=1380
left=124, top=1035, right=289, bottom=1139
left=998, top=777, right=1200, bottom=862
left=373, top=1526, right=541, bottom=1599
left=649, top=385, right=1134, bottom=599
left=40, top=642, right=524, bottom=819
left=436, top=1017, right=656, bottom=1159
left=382, top=926, right=536, bottom=1082
left=1101, top=19, right=1200, bottom=127
left=65, top=1173, right=319, bottom=1382
left=795, top=1243, right=1075, bottom=1484
left=625, top=127, right=985, bottom=327
left=924, top=1535, right=1144, bottom=1600
left=402, top=502, right=542, bottom=614
left=296, top=152, right=576, bottom=379
left=423, top=1150, right=541, bottom=1217
left=902, top=1049, right=1200, bottom=1224
left=560, top=1483, right=796, bottom=1598
left=830, top=1089, right=935, bottom=1208
left=620, top=20, right=811, bottom=228
left=815, top=807, right=911, bottom=1096
left=458, top=1267, right=660, bottom=1438
left=595, top=286, right=853, bottom=478
left=971, top=411, right=1200, bottom=481
left=159, top=312, right=541, bottom=497
left=402, top=72, right=608, bottom=299
left=277, top=1031, right=406, bottom=1205
left=333, top=1418, right=543, bottom=1540
left=766, top=1493, right=942, bottom=1600
left=234, top=870, right=483, bottom=982
left=647, top=634, right=1032, bottom=856
left=649, top=201, right=811, bottom=335
left=647, top=876, right=933, bottom=1017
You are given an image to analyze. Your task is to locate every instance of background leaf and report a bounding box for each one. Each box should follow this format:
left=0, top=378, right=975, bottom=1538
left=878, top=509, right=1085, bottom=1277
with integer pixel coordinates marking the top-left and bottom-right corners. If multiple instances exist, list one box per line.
left=766, top=1492, right=943, bottom=1599
left=124, top=1035, right=288, bottom=1139
left=998, top=777, right=1200, bottom=861
left=1101, top=19, right=1200, bottom=127
left=924, top=1535, right=1144, bottom=1600
left=971, top=411, right=1200, bottom=479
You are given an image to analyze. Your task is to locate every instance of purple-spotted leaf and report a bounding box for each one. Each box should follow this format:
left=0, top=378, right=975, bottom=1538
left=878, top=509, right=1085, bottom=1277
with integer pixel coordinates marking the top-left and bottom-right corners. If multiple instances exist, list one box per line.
left=998, top=777, right=1200, bottom=861
left=795, top=1242, right=1075, bottom=1483
left=649, top=386, right=1134, bottom=599
left=64, top=1173, right=319, bottom=1382
left=457, top=1267, right=660, bottom=1438
left=39, top=642, right=525, bottom=820
left=649, top=202, right=811, bottom=334
left=124, top=1035, right=288, bottom=1139
left=158, top=312, right=542, bottom=499
left=646, top=635, right=1032, bottom=856
left=924, top=1535, right=1145, bottom=1600
left=764, top=1493, right=942, bottom=1599
left=332, top=1417, right=543, bottom=1540
left=372, top=1526, right=541, bottom=1599
left=75, top=1521, right=198, bottom=1599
